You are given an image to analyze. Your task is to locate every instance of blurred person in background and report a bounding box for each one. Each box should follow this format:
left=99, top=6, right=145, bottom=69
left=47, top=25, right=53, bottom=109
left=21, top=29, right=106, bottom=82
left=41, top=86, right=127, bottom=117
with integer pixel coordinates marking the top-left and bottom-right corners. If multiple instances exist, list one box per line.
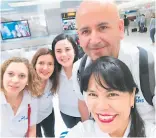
left=124, top=15, right=129, bottom=36
left=149, top=13, right=156, bottom=46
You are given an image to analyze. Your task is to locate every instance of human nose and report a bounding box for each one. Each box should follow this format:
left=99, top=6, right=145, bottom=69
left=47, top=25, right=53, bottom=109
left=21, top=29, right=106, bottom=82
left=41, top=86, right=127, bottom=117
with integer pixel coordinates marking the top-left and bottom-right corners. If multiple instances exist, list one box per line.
left=43, top=64, right=48, bottom=70
left=12, top=76, right=19, bottom=83
left=89, top=30, right=101, bottom=45
left=96, top=97, right=110, bottom=110
left=61, top=51, right=67, bottom=57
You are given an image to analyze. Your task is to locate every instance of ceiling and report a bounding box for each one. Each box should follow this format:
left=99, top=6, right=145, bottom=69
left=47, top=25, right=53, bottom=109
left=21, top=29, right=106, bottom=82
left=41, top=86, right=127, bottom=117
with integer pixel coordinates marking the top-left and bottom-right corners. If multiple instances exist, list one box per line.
left=0, top=0, right=133, bottom=14
left=1, top=0, right=155, bottom=17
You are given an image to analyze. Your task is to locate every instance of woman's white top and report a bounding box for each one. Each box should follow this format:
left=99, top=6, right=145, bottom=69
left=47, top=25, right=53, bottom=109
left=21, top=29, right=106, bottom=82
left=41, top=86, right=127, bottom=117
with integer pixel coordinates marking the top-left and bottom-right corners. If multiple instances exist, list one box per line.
left=65, top=120, right=156, bottom=137
left=36, top=79, right=53, bottom=124
left=0, top=90, right=38, bottom=137
left=58, top=68, right=81, bottom=117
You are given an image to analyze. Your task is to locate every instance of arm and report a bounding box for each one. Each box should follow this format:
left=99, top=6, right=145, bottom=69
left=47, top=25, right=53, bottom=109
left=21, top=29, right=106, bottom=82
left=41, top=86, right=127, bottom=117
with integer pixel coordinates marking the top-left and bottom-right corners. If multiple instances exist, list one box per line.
left=78, top=99, right=89, bottom=121
left=72, top=60, right=89, bottom=121
left=149, top=18, right=153, bottom=30
left=29, top=125, right=36, bottom=137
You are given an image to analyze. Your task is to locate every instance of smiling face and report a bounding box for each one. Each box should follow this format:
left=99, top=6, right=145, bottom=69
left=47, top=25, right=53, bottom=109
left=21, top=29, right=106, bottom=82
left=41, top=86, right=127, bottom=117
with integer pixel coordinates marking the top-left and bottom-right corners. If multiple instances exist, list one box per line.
left=3, top=62, right=28, bottom=96
left=35, top=54, right=54, bottom=81
left=76, top=1, right=124, bottom=60
left=54, top=39, right=75, bottom=68
left=86, top=75, right=135, bottom=136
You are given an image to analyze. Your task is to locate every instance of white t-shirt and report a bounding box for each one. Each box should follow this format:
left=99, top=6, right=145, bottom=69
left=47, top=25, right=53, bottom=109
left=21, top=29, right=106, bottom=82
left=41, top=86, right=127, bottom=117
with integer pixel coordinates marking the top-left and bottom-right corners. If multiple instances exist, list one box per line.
left=58, top=68, right=81, bottom=117
left=36, top=79, right=53, bottom=124
left=0, top=90, right=38, bottom=137
left=65, top=120, right=156, bottom=137
left=72, top=43, right=156, bottom=124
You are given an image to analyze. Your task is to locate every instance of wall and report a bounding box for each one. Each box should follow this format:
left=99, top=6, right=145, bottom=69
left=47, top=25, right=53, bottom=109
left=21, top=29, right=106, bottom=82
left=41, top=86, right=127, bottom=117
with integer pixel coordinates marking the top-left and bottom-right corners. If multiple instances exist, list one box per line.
left=44, top=8, right=63, bottom=35
left=1, top=0, right=82, bottom=51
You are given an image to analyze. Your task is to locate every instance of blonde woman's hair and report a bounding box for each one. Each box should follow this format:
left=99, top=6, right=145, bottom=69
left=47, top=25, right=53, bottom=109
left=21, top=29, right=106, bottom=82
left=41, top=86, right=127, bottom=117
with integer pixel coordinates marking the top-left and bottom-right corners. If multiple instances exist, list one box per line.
left=0, top=57, right=42, bottom=97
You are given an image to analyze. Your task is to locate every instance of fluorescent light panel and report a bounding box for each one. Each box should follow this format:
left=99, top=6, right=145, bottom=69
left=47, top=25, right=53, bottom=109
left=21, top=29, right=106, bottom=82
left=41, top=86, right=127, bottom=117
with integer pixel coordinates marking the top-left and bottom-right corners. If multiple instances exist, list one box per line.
left=8, top=0, right=60, bottom=7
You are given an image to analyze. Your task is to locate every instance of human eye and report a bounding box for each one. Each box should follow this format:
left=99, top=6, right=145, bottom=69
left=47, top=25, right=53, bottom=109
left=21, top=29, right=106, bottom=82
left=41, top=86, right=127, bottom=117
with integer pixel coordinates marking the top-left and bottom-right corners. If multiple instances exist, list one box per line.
left=8, top=72, right=14, bottom=77
left=48, top=62, right=54, bottom=66
left=107, top=92, right=119, bottom=98
left=19, top=74, right=26, bottom=79
left=88, top=92, right=98, bottom=97
left=39, top=61, right=44, bottom=65
left=81, top=29, right=90, bottom=36
left=66, top=48, right=70, bottom=51
left=56, top=50, right=61, bottom=53
left=99, top=25, right=108, bottom=31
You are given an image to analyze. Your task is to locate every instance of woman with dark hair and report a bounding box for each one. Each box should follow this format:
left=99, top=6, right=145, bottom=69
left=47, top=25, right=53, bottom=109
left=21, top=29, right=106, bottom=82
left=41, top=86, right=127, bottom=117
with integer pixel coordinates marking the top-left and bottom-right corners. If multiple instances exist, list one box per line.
left=66, top=56, right=155, bottom=137
left=51, top=33, right=81, bottom=128
left=31, top=48, right=58, bottom=137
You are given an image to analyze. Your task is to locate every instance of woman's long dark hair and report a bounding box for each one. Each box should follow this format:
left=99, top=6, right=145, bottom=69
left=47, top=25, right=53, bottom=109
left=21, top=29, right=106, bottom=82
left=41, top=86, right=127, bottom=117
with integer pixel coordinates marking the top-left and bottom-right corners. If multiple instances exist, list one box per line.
left=81, top=56, right=146, bottom=137
left=51, top=33, right=79, bottom=91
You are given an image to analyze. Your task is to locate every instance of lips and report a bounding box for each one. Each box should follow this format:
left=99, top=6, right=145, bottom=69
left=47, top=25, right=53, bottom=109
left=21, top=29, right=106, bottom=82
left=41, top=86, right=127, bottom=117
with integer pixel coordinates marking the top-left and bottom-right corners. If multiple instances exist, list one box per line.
left=9, top=85, right=19, bottom=89
left=92, top=47, right=103, bottom=50
left=91, top=46, right=106, bottom=50
left=40, top=72, right=49, bottom=76
left=61, top=58, right=69, bottom=62
left=97, top=113, right=117, bottom=123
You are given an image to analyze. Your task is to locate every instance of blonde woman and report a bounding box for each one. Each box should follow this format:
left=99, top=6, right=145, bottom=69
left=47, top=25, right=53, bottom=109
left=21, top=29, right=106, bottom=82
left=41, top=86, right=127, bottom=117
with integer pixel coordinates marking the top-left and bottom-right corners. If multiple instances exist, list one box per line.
left=0, top=57, right=42, bottom=137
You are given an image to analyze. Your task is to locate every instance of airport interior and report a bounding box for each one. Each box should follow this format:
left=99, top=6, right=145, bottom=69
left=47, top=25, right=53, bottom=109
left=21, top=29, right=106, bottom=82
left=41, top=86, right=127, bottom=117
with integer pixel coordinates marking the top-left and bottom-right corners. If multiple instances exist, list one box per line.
left=1, top=0, right=156, bottom=137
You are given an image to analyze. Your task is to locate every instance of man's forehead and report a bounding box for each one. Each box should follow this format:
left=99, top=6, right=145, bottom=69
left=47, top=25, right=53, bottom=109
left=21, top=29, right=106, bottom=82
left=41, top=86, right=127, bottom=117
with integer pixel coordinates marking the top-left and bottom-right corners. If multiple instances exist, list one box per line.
left=80, top=0, right=114, bottom=6
left=78, top=21, right=110, bottom=31
left=76, top=11, right=119, bottom=30
left=76, top=0, right=119, bottom=26
left=76, top=0, right=117, bottom=13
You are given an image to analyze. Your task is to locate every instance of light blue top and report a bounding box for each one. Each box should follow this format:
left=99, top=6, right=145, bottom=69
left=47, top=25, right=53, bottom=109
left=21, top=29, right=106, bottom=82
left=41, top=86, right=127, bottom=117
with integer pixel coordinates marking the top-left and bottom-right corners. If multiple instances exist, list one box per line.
left=149, top=18, right=156, bottom=30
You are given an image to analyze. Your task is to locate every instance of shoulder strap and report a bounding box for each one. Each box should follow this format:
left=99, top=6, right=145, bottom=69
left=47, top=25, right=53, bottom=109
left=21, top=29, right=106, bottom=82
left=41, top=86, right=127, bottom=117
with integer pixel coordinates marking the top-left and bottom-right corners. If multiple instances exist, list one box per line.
left=26, top=104, right=31, bottom=137
left=77, top=54, right=88, bottom=94
left=138, top=47, right=155, bottom=106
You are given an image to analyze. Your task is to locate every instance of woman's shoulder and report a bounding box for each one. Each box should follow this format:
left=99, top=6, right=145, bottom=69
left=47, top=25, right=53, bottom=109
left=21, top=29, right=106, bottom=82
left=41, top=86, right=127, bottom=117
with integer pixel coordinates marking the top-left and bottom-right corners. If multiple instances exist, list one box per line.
left=144, top=122, right=156, bottom=137
left=65, top=120, right=95, bottom=137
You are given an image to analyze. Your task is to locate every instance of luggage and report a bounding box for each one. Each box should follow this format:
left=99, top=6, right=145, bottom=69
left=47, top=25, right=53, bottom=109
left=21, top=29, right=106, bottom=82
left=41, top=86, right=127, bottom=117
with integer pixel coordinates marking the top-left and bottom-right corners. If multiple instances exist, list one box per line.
left=132, top=28, right=137, bottom=32
left=144, top=27, right=147, bottom=32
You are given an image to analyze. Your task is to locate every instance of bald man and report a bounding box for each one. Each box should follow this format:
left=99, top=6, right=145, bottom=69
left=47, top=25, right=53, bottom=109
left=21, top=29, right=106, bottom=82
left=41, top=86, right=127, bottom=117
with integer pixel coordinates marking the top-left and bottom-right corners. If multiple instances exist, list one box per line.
left=76, top=0, right=123, bottom=61
left=72, top=0, right=155, bottom=125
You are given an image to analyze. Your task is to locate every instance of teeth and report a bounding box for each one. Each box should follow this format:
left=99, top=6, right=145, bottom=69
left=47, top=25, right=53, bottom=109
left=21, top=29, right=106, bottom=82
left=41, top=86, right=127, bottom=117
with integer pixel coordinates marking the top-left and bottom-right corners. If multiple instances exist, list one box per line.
left=10, top=86, right=18, bottom=88
left=41, top=72, right=49, bottom=75
left=61, top=58, right=69, bottom=62
left=62, top=59, right=68, bottom=62
left=99, top=115, right=114, bottom=120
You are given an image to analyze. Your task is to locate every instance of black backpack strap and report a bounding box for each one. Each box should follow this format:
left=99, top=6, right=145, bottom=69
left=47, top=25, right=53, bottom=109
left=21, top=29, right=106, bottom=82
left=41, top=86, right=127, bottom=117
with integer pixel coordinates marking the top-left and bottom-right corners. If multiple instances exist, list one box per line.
left=77, top=54, right=88, bottom=94
left=138, top=47, right=155, bottom=106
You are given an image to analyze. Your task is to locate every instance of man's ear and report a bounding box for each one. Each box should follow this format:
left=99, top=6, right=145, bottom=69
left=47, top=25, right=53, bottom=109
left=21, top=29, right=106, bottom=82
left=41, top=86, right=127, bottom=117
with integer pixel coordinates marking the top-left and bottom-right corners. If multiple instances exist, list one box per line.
left=119, top=19, right=124, bottom=40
